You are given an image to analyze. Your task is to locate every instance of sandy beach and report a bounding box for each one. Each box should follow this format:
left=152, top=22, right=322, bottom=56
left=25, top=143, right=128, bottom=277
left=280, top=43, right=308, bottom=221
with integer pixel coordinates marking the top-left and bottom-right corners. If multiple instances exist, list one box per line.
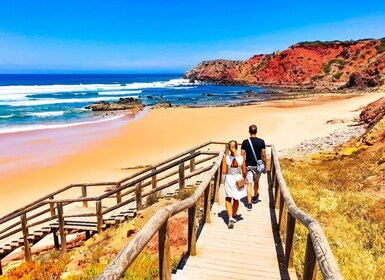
left=0, top=91, right=384, bottom=217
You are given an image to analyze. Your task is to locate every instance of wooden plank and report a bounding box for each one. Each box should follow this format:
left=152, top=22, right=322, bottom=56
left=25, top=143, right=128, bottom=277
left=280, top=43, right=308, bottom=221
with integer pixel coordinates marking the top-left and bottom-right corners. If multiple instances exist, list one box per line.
left=173, top=172, right=287, bottom=280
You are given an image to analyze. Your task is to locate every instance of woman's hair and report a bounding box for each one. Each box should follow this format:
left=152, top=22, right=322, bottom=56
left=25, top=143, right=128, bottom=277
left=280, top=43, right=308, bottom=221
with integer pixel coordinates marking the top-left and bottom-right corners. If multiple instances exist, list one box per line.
left=227, top=140, right=238, bottom=151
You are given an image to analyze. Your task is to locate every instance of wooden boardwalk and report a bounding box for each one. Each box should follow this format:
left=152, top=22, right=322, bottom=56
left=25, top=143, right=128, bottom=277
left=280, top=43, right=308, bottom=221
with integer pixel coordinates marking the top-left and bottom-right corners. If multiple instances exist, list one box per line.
left=173, top=173, right=296, bottom=280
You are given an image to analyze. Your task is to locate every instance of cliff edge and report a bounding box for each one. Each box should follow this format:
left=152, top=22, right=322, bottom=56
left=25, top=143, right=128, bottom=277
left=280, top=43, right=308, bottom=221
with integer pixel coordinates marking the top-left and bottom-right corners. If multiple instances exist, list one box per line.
left=184, top=39, right=385, bottom=90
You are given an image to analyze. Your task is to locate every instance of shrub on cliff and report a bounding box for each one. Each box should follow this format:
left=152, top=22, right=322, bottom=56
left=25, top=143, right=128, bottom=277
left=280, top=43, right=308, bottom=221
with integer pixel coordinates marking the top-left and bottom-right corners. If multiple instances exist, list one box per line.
left=376, top=39, right=385, bottom=53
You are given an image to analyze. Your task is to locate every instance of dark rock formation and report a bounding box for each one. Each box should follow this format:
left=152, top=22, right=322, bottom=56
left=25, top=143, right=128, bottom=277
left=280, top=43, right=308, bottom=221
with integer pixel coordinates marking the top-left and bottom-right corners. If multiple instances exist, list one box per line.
left=153, top=101, right=172, bottom=109
left=360, top=96, right=385, bottom=128
left=85, top=97, right=145, bottom=111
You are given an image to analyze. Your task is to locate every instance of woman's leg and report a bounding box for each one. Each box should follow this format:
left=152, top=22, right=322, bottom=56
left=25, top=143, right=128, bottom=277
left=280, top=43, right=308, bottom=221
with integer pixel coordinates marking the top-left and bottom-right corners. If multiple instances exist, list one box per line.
left=232, top=199, right=239, bottom=217
left=225, top=197, right=233, bottom=219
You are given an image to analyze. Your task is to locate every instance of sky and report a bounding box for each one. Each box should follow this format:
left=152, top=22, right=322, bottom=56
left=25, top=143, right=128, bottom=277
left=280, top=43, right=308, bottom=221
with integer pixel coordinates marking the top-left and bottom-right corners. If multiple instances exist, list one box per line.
left=0, top=0, right=384, bottom=74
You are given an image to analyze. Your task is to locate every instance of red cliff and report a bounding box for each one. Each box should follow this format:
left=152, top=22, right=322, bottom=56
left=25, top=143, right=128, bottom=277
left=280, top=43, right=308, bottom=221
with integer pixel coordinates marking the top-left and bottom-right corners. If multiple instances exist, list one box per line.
left=184, top=39, right=385, bottom=89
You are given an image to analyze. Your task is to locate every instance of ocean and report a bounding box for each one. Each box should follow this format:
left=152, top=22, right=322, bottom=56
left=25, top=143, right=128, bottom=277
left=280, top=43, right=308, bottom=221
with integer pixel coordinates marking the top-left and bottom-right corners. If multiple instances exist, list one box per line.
left=0, top=74, right=273, bottom=134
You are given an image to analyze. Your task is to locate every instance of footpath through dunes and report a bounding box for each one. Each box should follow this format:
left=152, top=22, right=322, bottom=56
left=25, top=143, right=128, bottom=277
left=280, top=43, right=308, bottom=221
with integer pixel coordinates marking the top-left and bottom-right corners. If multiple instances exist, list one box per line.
left=172, top=173, right=296, bottom=280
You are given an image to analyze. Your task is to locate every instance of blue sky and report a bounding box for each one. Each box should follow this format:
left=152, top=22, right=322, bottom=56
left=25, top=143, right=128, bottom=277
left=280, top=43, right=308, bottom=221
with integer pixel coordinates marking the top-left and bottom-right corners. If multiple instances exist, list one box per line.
left=0, top=1, right=384, bottom=73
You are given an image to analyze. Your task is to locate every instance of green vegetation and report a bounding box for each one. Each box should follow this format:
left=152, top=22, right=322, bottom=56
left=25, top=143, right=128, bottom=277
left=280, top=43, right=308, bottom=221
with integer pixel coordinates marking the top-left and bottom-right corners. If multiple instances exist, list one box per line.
left=255, top=60, right=268, bottom=72
left=324, top=59, right=346, bottom=74
left=311, top=75, right=324, bottom=81
left=376, top=39, right=385, bottom=53
left=281, top=144, right=385, bottom=279
left=333, top=72, right=343, bottom=80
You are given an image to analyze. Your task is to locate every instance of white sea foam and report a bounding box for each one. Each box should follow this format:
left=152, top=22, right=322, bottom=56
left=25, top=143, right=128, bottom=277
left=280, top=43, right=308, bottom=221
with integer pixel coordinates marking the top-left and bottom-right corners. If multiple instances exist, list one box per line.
left=0, top=78, right=192, bottom=102
left=0, top=114, right=126, bottom=134
left=27, top=111, right=64, bottom=117
left=100, top=90, right=143, bottom=96
left=0, top=114, right=14, bottom=118
left=0, top=96, right=131, bottom=107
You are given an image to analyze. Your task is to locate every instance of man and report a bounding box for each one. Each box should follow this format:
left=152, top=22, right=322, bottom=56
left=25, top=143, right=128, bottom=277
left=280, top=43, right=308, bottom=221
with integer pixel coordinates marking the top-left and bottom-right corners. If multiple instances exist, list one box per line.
left=241, top=124, right=266, bottom=211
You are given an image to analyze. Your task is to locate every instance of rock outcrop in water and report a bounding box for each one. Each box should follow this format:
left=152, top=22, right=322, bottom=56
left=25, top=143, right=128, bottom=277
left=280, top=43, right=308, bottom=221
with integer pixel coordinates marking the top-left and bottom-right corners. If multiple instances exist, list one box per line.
left=184, top=39, right=385, bottom=90
left=85, top=97, right=145, bottom=111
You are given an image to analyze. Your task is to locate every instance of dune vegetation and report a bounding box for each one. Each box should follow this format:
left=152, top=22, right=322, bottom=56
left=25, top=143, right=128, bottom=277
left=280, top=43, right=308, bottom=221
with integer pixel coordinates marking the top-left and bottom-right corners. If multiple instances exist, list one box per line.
left=281, top=100, right=385, bottom=279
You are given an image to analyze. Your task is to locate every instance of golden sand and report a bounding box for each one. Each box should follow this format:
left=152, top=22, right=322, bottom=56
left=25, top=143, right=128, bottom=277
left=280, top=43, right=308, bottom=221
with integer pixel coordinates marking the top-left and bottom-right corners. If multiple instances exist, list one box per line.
left=0, top=91, right=384, bottom=216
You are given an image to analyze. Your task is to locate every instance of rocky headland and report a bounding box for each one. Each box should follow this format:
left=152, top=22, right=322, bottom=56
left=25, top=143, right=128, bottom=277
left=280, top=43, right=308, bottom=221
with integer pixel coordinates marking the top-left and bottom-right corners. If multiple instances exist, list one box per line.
left=184, top=39, right=385, bottom=90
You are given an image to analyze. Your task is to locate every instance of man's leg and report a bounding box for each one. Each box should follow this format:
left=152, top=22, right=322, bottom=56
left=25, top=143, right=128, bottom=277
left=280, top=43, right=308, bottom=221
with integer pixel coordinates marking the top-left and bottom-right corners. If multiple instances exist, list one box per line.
left=246, top=182, right=253, bottom=204
left=254, top=180, right=259, bottom=198
left=252, top=173, right=261, bottom=203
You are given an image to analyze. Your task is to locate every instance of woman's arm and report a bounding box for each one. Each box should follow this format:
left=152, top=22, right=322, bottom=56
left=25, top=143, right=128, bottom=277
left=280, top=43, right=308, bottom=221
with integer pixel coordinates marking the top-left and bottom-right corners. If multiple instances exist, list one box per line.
left=222, top=155, right=228, bottom=175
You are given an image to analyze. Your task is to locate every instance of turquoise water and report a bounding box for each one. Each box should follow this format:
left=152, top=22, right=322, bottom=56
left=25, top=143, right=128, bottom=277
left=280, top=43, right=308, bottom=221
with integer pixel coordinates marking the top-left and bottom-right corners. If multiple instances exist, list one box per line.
left=0, top=74, right=274, bottom=134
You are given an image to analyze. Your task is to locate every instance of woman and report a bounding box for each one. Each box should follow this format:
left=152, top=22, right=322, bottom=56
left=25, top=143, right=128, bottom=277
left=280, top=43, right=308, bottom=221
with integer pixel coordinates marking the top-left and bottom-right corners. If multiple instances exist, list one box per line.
left=222, top=140, right=246, bottom=229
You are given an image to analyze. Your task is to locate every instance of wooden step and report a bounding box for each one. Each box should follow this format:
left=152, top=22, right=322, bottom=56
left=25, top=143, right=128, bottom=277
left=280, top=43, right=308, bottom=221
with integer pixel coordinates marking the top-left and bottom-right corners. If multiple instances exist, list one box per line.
left=33, top=231, right=45, bottom=237
left=10, top=241, right=19, bottom=248
left=63, top=225, right=98, bottom=231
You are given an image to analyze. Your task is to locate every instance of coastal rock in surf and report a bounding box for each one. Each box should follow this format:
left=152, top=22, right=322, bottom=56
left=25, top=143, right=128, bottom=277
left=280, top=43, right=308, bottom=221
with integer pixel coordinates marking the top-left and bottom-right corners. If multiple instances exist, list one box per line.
left=85, top=97, right=145, bottom=111
left=152, top=101, right=172, bottom=109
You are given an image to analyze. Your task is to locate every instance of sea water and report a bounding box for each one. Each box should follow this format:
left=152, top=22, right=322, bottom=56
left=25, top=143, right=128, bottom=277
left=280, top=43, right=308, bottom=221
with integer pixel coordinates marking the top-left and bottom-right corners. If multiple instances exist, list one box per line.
left=0, top=74, right=272, bottom=134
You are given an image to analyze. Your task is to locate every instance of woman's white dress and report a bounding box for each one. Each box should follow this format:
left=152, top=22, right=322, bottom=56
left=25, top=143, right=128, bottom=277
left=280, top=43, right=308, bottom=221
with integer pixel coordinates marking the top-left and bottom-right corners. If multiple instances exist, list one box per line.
left=224, top=155, right=245, bottom=200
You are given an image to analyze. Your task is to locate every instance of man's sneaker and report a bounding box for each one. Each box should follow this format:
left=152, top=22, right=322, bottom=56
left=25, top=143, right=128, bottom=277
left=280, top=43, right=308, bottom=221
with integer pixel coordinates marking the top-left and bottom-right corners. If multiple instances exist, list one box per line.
left=228, top=218, right=234, bottom=229
left=252, top=193, right=260, bottom=203
left=247, top=203, right=252, bottom=211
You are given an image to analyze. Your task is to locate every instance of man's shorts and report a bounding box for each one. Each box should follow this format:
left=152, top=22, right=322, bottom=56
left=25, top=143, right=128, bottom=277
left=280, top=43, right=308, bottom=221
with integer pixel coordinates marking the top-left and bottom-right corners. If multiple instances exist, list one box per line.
left=246, top=166, right=261, bottom=183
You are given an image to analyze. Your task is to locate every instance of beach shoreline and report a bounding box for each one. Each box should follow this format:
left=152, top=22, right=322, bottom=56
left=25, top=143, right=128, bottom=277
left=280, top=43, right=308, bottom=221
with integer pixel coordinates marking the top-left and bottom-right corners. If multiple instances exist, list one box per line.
left=0, top=91, right=384, bottom=217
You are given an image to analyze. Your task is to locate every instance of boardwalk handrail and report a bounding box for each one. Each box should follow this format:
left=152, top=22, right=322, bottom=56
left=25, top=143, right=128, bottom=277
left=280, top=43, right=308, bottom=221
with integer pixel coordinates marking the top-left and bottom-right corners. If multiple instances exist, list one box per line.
left=270, top=143, right=343, bottom=279
left=97, top=151, right=224, bottom=280
left=0, top=141, right=226, bottom=275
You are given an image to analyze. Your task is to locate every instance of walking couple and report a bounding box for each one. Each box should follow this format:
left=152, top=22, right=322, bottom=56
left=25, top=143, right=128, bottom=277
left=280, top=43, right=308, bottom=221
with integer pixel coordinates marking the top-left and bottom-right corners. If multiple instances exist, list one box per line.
left=221, top=124, right=267, bottom=229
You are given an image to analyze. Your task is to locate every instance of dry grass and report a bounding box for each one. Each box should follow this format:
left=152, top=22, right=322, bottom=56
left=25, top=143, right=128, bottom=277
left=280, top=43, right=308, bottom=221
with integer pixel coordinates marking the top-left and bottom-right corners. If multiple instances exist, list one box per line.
left=281, top=144, right=385, bottom=279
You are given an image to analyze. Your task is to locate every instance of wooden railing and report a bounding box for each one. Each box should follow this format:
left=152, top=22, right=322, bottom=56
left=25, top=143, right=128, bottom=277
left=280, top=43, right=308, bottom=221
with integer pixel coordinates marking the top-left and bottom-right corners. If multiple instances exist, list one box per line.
left=97, top=151, right=224, bottom=280
left=1, top=141, right=343, bottom=279
left=0, top=141, right=227, bottom=275
left=270, top=143, right=343, bottom=279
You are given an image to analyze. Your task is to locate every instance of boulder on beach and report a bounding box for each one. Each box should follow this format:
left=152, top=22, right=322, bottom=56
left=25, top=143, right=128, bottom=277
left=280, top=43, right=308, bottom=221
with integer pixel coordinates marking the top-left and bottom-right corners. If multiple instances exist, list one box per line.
left=152, top=101, right=172, bottom=109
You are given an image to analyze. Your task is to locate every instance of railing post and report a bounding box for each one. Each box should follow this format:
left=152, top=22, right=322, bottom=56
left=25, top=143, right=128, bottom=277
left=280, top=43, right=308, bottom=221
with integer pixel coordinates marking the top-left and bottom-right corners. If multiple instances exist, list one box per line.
left=49, top=195, right=55, bottom=216
left=57, top=202, right=67, bottom=254
left=190, top=151, right=196, bottom=172
left=188, top=205, right=197, bottom=256
left=116, top=183, right=122, bottom=204
left=179, top=163, right=185, bottom=189
left=204, top=182, right=211, bottom=224
left=274, top=178, right=281, bottom=209
left=135, top=182, right=142, bottom=211
left=278, top=198, right=285, bottom=230
left=285, top=212, right=296, bottom=268
left=20, top=214, right=32, bottom=262
left=96, top=200, right=103, bottom=234
left=82, top=186, right=88, bottom=208
left=53, top=230, right=60, bottom=250
left=270, top=161, right=276, bottom=189
left=214, top=168, right=221, bottom=203
left=159, top=218, right=171, bottom=280
left=152, top=168, right=157, bottom=189
left=0, top=259, right=2, bottom=275
left=303, top=234, right=317, bottom=280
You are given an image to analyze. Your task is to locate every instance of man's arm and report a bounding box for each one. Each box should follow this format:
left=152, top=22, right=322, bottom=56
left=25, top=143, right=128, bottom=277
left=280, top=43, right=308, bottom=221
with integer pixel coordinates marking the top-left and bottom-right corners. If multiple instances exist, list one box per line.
left=261, top=148, right=267, bottom=172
